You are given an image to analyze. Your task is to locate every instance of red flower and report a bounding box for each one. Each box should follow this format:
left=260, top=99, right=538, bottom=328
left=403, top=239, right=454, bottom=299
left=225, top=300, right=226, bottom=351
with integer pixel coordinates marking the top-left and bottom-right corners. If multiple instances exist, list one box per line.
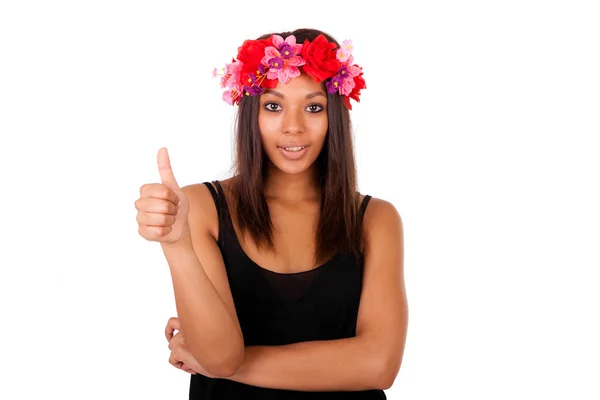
left=237, top=36, right=273, bottom=77
left=342, top=71, right=366, bottom=110
left=301, top=34, right=341, bottom=82
left=260, top=77, right=278, bottom=89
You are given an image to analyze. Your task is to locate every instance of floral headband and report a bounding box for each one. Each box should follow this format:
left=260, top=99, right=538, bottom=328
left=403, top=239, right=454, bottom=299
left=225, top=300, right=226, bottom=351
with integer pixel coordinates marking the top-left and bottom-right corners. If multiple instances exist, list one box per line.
left=213, top=33, right=366, bottom=110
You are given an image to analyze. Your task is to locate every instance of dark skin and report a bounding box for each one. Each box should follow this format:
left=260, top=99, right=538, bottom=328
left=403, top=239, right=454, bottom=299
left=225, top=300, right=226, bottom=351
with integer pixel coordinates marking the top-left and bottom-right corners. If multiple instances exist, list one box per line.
left=208, top=176, right=359, bottom=273
left=163, top=73, right=408, bottom=390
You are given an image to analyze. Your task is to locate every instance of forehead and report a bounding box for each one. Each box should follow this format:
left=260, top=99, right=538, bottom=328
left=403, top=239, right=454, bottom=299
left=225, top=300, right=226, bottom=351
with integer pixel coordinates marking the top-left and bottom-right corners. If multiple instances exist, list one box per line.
left=269, top=73, right=326, bottom=97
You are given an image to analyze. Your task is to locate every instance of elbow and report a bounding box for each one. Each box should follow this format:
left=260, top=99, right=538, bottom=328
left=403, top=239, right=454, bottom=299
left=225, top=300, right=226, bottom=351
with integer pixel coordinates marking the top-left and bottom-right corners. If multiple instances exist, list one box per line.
left=201, top=344, right=245, bottom=378
left=372, top=354, right=402, bottom=390
left=207, top=353, right=244, bottom=378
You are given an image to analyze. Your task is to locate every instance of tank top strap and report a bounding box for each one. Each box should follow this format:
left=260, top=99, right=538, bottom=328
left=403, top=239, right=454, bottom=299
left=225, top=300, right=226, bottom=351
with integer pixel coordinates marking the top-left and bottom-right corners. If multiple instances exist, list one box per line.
left=202, top=181, right=230, bottom=245
left=203, top=181, right=219, bottom=204
left=359, top=194, right=372, bottom=219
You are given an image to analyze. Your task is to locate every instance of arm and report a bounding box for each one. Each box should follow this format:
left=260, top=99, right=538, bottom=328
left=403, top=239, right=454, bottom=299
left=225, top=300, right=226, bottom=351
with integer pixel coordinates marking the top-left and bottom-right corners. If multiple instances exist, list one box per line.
left=162, top=184, right=244, bottom=377
left=227, top=198, right=408, bottom=391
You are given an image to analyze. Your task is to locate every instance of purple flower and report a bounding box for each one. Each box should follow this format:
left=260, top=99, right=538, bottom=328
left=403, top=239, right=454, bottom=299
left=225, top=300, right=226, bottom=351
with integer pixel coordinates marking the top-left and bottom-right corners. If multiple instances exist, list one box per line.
left=278, top=43, right=295, bottom=59
left=268, top=56, right=284, bottom=70
left=326, top=75, right=344, bottom=94
left=244, top=85, right=263, bottom=96
left=258, top=64, right=267, bottom=75
left=337, top=65, right=349, bottom=78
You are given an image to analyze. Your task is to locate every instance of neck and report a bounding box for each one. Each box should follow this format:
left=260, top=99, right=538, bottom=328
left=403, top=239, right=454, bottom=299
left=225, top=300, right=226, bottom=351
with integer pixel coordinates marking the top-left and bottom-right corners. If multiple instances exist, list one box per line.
left=264, top=163, right=321, bottom=203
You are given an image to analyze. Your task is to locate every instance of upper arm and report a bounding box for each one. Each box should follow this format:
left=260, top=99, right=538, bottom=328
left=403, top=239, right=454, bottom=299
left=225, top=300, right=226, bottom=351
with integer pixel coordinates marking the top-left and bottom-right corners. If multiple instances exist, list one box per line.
left=356, top=197, right=408, bottom=387
left=180, top=183, right=242, bottom=336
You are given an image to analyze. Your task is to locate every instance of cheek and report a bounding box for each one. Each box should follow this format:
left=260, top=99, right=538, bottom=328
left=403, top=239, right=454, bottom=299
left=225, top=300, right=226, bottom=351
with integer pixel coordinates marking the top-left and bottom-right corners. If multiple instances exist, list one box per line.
left=258, top=114, right=277, bottom=145
left=310, top=115, right=328, bottom=142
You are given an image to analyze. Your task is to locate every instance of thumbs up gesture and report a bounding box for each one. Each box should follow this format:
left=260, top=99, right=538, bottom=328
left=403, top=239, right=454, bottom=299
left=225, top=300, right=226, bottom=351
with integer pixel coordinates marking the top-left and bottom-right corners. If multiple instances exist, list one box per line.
left=135, top=148, right=191, bottom=247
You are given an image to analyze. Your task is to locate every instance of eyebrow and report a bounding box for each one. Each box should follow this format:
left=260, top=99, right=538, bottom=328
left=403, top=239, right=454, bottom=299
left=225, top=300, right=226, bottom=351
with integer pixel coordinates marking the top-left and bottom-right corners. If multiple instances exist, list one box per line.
left=263, top=89, right=326, bottom=100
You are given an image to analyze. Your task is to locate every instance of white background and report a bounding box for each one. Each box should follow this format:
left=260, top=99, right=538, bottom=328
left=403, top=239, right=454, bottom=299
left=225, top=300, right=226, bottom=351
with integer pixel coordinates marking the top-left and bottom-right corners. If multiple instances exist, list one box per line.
left=1, top=0, right=598, bottom=399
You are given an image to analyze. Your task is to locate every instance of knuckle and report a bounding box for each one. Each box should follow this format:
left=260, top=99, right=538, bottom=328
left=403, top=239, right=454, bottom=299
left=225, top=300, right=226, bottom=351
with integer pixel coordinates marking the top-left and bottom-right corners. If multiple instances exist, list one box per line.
left=164, top=202, right=175, bottom=214
left=160, top=214, right=171, bottom=225
left=154, top=226, right=164, bottom=237
left=140, top=183, right=153, bottom=195
left=135, top=212, right=144, bottom=224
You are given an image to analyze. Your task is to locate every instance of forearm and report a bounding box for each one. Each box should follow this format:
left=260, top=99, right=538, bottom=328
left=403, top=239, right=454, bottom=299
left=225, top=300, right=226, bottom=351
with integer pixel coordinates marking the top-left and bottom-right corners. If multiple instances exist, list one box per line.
left=228, top=337, right=388, bottom=391
left=162, top=243, right=244, bottom=376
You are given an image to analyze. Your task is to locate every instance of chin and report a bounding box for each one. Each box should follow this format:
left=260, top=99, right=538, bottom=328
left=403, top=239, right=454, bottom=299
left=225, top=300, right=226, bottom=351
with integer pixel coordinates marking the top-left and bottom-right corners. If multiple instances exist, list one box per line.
left=267, top=151, right=316, bottom=176
left=271, top=160, right=314, bottom=175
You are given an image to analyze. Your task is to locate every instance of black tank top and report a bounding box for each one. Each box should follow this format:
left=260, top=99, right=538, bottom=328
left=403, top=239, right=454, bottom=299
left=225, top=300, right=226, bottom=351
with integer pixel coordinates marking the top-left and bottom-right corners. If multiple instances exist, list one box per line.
left=189, top=180, right=385, bottom=399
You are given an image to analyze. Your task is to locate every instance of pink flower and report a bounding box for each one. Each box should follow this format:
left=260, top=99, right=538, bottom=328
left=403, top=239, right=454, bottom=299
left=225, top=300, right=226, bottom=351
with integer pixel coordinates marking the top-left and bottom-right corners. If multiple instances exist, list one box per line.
left=222, top=89, right=235, bottom=105
left=339, top=77, right=355, bottom=96
left=338, top=64, right=362, bottom=96
left=261, top=35, right=305, bottom=84
left=341, top=40, right=354, bottom=53
left=336, top=39, right=354, bottom=63
left=272, top=35, right=303, bottom=57
left=347, top=64, right=362, bottom=78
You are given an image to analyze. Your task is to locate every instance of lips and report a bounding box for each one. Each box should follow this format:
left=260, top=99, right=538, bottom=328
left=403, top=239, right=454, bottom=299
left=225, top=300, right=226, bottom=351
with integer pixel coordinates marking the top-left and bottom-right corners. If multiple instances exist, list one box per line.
left=279, top=144, right=308, bottom=150
left=278, top=145, right=309, bottom=160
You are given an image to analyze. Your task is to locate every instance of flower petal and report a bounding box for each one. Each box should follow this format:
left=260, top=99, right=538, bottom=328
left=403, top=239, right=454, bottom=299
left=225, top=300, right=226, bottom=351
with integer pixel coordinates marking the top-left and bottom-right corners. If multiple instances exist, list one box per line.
left=284, top=35, right=297, bottom=46
left=285, top=65, right=301, bottom=79
left=272, top=35, right=284, bottom=47
left=287, top=55, right=305, bottom=66
left=264, top=46, right=280, bottom=58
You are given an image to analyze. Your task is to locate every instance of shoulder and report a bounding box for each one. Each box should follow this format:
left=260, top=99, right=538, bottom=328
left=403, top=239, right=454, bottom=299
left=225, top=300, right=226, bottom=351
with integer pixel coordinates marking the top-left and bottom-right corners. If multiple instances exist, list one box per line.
left=179, top=177, right=237, bottom=241
left=361, top=195, right=403, bottom=243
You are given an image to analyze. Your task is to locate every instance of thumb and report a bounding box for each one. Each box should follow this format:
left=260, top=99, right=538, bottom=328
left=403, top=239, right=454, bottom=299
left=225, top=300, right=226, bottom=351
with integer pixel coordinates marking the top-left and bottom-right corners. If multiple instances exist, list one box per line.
left=157, top=147, right=180, bottom=189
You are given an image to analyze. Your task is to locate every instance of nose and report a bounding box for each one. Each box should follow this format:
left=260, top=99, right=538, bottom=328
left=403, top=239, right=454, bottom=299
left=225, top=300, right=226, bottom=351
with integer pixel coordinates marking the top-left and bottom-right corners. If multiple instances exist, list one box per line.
left=282, top=108, right=305, bottom=135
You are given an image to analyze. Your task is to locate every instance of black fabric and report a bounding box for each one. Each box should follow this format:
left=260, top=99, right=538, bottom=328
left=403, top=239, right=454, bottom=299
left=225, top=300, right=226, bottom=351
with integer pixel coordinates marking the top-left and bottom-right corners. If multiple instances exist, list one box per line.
left=188, top=181, right=384, bottom=399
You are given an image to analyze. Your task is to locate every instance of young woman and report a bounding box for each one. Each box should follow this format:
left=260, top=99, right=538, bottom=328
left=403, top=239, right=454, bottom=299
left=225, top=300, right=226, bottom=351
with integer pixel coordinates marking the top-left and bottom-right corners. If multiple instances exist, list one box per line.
left=135, top=28, right=408, bottom=399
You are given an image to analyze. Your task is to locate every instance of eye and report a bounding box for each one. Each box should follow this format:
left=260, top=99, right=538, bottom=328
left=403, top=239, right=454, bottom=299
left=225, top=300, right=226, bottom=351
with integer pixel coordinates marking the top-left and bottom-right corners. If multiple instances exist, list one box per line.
left=264, top=102, right=282, bottom=112
left=306, top=104, right=324, bottom=113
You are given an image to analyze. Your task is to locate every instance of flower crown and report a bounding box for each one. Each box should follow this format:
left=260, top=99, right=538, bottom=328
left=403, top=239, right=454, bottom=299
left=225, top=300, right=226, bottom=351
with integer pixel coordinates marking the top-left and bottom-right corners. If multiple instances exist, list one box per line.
left=213, top=33, right=366, bottom=110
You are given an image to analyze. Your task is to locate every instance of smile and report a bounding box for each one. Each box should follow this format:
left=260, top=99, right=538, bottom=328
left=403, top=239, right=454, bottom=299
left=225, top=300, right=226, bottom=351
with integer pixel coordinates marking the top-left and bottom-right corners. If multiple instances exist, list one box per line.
left=278, top=145, right=309, bottom=160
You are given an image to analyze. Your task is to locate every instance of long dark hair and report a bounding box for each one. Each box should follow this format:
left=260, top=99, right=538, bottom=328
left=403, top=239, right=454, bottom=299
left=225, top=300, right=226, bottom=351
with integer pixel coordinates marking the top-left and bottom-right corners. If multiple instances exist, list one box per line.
left=230, top=28, right=364, bottom=264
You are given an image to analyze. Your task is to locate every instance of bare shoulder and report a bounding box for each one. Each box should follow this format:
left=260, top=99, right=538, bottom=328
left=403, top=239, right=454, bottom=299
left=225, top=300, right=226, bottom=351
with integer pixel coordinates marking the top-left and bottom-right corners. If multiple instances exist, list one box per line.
left=180, top=182, right=220, bottom=241
left=179, top=177, right=237, bottom=241
left=362, top=195, right=403, bottom=236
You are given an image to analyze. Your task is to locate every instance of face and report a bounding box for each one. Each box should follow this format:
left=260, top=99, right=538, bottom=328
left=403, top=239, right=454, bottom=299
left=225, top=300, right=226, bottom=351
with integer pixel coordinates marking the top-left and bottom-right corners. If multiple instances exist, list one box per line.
left=258, top=72, right=328, bottom=176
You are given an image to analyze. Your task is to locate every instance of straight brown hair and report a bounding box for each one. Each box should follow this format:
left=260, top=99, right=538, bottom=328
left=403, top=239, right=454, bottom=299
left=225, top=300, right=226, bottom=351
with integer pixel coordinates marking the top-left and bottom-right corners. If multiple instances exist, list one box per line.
left=230, top=28, right=365, bottom=264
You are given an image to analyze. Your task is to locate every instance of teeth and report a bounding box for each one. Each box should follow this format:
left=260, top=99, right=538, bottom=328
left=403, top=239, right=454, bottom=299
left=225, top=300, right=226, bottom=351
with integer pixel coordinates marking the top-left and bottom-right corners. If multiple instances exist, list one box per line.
left=284, top=146, right=306, bottom=152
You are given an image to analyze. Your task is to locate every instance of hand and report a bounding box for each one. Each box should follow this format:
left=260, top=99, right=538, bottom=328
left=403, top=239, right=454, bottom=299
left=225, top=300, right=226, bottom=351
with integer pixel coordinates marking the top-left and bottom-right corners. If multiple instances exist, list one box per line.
left=166, top=317, right=216, bottom=378
left=135, top=147, right=191, bottom=246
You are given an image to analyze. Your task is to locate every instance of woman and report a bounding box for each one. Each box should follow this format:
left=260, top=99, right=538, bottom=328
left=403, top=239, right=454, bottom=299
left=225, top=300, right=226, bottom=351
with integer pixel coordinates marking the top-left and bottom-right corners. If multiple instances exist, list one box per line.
left=135, top=28, right=408, bottom=398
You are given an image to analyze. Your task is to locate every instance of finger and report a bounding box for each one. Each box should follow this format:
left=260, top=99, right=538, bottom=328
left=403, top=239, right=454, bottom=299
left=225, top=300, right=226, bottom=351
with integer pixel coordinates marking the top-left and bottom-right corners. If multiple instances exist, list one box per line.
left=135, top=197, right=178, bottom=215
left=168, top=352, right=182, bottom=369
left=138, top=225, right=172, bottom=241
left=165, top=317, right=180, bottom=341
left=181, top=364, right=197, bottom=374
left=139, top=183, right=180, bottom=206
left=168, top=333, right=181, bottom=351
left=136, top=211, right=176, bottom=227
left=157, top=147, right=180, bottom=190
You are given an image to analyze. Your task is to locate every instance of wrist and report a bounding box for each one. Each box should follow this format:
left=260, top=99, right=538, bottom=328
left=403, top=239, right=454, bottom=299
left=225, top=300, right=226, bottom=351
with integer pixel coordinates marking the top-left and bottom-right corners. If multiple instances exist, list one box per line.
left=161, top=238, right=192, bottom=250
